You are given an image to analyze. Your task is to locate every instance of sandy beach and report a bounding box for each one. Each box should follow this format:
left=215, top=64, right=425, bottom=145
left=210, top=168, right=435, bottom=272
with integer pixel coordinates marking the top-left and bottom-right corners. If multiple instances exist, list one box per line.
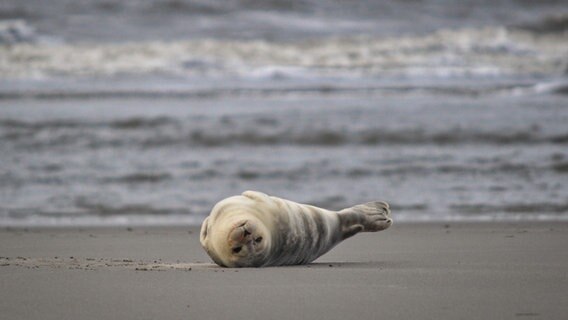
left=1, top=222, right=567, bottom=320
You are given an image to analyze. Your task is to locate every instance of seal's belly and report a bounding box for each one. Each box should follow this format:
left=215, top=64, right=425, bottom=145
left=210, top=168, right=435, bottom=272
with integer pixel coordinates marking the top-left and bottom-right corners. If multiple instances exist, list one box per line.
left=265, top=198, right=341, bottom=266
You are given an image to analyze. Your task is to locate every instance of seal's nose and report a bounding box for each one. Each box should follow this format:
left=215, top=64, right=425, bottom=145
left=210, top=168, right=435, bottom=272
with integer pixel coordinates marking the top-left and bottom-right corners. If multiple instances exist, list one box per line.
left=229, top=220, right=258, bottom=243
left=229, top=225, right=247, bottom=242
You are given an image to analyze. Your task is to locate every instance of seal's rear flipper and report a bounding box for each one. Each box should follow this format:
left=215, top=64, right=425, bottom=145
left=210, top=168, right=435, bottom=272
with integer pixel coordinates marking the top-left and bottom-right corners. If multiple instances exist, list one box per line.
left=339, top=201, right=392, bottom=237
left=349, top=201, right=390, bottom=218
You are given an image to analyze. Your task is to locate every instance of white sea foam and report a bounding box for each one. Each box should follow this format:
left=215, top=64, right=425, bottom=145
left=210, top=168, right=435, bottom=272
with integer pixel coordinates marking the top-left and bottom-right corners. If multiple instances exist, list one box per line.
left=1, top=27, right=566, bottom=80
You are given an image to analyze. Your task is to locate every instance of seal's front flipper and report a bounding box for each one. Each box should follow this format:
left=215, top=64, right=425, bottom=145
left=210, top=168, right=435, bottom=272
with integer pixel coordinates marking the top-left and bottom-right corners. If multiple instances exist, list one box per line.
left=339, top=201, right=392, bottom=238
left=242, top=190, right=271, bottom=203
left=200, top=216, right=210, bottom=247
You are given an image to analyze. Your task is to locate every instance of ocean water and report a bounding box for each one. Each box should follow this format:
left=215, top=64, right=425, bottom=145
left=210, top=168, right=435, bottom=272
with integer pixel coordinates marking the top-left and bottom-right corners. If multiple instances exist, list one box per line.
left=0, top=0, right=567, bottom=226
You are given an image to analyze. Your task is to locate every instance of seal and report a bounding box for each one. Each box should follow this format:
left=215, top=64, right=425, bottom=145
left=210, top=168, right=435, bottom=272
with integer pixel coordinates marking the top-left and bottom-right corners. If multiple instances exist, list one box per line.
left=200, top=191, right=392, bottom=267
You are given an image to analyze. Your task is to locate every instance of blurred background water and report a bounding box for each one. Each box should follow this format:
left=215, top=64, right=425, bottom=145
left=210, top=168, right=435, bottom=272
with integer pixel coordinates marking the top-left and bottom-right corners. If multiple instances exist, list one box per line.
left=0, top=0, right=567, bottom=226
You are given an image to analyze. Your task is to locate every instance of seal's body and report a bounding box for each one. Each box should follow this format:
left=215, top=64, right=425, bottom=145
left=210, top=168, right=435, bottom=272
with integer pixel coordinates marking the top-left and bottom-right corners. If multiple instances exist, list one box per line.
left=200, top=191, right=392, bottom=267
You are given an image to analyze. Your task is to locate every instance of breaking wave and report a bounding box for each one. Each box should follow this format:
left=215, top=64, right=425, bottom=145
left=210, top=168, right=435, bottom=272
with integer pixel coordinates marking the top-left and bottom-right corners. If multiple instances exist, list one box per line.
left=0, top=82, right=548, bottom=100
left=1, top=27, right=566, bottom=80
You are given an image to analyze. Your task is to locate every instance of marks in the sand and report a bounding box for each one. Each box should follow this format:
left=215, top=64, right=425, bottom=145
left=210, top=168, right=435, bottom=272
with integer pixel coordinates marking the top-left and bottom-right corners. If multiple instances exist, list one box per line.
left=0, top=256, right=216, bottom=271
left=296, top=261, right=406, bottom=270
left=0, top=256, right=405, bottom=271
left=515, top=312, right=540, bottom=317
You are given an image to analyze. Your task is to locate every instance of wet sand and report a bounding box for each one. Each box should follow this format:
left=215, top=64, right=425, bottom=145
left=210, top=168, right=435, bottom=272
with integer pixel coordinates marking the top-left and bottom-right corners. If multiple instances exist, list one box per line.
left=1, top=222, right=567, bottom=320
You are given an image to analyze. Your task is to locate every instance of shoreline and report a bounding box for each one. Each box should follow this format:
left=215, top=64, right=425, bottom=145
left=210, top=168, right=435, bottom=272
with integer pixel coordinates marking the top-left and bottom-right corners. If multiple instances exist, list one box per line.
left=2, top=218, right=566, bottom=230
left=1, top=222, right=567, bottom=319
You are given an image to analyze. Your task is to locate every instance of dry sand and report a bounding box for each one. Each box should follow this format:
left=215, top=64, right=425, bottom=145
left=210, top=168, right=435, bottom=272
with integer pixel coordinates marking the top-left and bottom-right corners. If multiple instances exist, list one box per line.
left=1, top=222, right=567, bottom=320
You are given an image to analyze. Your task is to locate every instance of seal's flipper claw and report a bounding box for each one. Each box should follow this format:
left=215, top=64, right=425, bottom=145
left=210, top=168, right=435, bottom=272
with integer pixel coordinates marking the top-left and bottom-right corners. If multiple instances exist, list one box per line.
left=350, top=202, right=391, bottom=217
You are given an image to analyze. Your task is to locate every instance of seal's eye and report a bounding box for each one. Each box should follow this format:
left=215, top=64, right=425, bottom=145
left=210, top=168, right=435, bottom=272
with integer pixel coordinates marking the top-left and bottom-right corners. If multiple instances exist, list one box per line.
left=232, top=247, right=242, bottom=254
left=255, top=236, right=263, bottom=243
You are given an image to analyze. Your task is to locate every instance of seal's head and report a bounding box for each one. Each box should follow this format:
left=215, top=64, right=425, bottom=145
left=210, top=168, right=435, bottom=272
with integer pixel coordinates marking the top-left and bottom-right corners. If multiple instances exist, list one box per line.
left=200, top=195, right=273, bottom=267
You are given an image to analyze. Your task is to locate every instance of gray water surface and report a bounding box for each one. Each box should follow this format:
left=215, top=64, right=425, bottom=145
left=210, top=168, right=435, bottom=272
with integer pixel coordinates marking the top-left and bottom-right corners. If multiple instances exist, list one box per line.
left=1, top=0, right=567, bottom=225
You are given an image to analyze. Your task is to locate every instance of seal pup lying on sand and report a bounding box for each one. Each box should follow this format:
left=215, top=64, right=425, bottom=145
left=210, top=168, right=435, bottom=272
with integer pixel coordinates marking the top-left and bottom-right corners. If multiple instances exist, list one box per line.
left=200, top=191, right=392, bottom=267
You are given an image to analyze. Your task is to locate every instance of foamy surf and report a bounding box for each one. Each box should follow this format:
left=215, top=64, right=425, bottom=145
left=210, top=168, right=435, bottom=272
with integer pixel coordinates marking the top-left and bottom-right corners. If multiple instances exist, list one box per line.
left=1, top=27, right=566, bottom=80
